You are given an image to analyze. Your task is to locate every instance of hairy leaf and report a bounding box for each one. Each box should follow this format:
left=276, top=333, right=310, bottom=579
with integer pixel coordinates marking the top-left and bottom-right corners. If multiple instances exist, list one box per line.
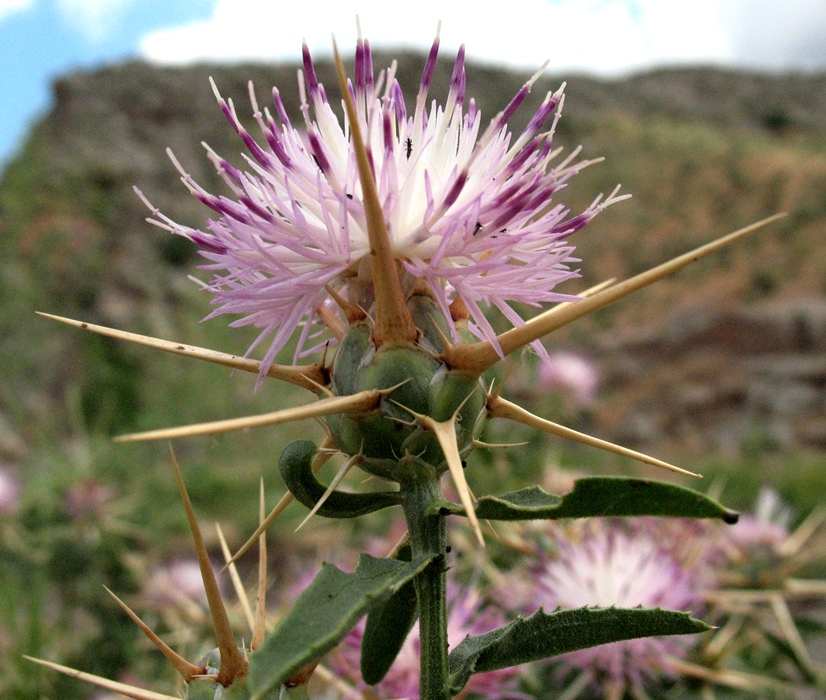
left=360, top=579, right=418, bottom=684
left=448, top=606, right=711, bottom=695
left=360, top=544, right=418, bottom=685
left=248, top=554, right=431, bottom=699
left=447, top=477, right=738, bottom=522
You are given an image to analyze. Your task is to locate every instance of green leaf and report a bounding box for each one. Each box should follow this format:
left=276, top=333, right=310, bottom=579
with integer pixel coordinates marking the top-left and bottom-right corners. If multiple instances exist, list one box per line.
left=448, top=606, right=711, bottom=696
left=447, top=477, right=739, bottom=522
left=360, top=544, right=418, bottom=685
left=279, top=440, right=403, bottom=518
left=248, top=553, right=432, bottom=699
left=360, top=578, right=418, bottom=685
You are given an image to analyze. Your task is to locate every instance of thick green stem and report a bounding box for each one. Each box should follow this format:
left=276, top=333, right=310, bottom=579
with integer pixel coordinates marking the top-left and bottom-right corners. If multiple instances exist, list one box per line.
left=398, top=462, right=450, bottom=700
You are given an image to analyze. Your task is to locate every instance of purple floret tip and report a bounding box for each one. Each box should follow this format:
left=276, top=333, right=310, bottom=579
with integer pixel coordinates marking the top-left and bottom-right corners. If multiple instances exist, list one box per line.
left=419, top=34, right=441, bottom=97
left=301, top=42, right=320, bottom=98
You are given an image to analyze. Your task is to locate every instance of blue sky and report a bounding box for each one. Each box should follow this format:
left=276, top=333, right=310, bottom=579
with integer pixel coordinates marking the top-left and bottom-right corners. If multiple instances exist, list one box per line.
left=1, top=0, right=825, bottom=169
left=0, top=0, right=213, bottom=167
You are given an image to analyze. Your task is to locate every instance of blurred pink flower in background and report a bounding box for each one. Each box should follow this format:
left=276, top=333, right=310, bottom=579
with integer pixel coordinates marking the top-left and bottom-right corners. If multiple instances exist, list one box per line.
left=724, top=487, right=792, bottom=554
left=0, top=464, right=21, bottom=516
left=537, top=351, right=600, bottom=405
left=143, top=558, right=209, bottom=607
left=63, top=477, right=116, bottom=520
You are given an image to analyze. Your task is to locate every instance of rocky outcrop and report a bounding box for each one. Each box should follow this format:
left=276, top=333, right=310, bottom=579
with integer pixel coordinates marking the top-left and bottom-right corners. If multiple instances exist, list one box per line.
left=593, top=299, right=826, bottom=454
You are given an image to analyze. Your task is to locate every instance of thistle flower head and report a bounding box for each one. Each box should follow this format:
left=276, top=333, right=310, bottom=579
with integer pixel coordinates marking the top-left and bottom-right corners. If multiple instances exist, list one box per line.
left=140, top=27, right=625, bottom=376
left=714, top=487, right=798, bottom=588
left=535, top=521, right=704, bottom=692
left=726, top=486, right=792, bottom=553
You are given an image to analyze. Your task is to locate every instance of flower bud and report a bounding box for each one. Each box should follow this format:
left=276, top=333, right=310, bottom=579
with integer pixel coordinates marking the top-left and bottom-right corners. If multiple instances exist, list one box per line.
left=327, top=294, right=485, bottom=480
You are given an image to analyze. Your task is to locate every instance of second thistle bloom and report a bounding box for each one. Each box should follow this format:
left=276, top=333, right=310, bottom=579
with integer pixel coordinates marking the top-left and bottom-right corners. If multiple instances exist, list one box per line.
left=533, top=520, right=706, bottom=693
left=141, top=30, right=625, bottom=373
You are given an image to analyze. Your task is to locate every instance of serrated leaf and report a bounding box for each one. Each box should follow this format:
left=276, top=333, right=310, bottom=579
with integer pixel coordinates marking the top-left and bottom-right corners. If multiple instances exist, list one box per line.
left=248, top=554, right=431, bottom=699
left=279, top=440, right=403, bottom=518
left=448, top=477, right=738, bottom=522
left=448, top=606, right=711, bottom=696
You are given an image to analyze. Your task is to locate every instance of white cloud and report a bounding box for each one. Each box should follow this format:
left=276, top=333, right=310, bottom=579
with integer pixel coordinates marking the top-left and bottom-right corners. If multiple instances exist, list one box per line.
left=55, top=0, right=136, bottom=42
left=722, top=0, right=826, bottom=70
left=137, top=0, right=824, bottom=75
left=138, top=0, right=733, bottom=74
left=0, top=0, right=34, bottom=22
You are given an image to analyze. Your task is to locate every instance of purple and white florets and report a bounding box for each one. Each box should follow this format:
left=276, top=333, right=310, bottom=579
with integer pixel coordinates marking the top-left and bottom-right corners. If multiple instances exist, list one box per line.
left=724, top=486, right=793, bottom=554
left=139, top=28, right=626, bottom=373
left=536, top=521, right=703, bottom=691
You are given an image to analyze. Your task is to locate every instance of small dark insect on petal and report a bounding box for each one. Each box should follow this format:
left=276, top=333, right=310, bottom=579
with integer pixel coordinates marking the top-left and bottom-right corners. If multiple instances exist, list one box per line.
left=405, top=137, right=413, bottom=159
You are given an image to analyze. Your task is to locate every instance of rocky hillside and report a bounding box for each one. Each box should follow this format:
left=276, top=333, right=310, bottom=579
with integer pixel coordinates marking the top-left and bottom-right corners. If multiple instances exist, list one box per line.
left=1, top=54, right=825, bottom=460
